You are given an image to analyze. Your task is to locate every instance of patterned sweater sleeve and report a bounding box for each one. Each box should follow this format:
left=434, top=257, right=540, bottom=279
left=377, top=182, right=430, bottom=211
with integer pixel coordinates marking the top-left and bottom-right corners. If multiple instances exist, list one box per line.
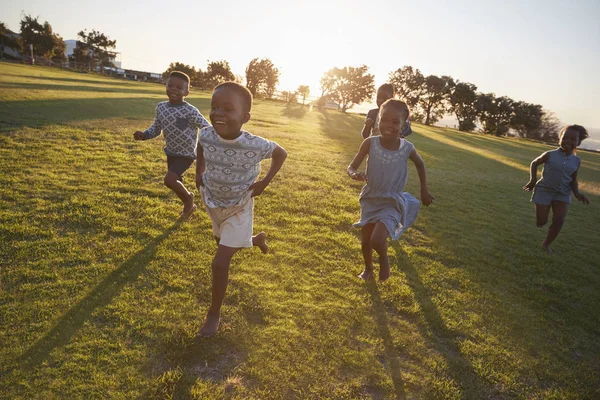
left=191, top=108, right=211, bottom=129
left=143, top=103, right=163, bottom=139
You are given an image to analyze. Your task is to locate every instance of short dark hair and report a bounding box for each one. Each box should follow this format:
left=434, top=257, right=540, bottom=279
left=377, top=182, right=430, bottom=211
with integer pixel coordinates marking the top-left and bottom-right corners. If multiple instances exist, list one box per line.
left=378, top=83, right=394, bottom=96
left=380, top=99, right=410, bottom=120
left=214, top=81, right=253, bottom=113
left=561, top=124, right=588, bottom=145
left=168, top=71, right=190, bottom=85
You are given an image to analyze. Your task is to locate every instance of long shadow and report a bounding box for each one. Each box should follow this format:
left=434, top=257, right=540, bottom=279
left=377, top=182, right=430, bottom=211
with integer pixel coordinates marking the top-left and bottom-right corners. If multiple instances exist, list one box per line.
left=17, top=221, right=182, bottom=371
left=0, top=81, right=160, bottom=94
left=281, top=104, right=308, bottom=119
left=391, top=244, right=494, bottom=397
left=366, top=280, right=406, bottom=399
left=317, top=109, right=365, bottom=145
left=3, top=73, right=160, bottom=88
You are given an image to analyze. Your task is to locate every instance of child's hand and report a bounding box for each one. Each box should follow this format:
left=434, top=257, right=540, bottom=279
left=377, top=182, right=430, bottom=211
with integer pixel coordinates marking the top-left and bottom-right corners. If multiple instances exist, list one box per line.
left=421, top=190, right=435, bottom=206
left=249, top=179, right=269, bottom=197
left=364, top=118, right=374, bottom=129
left=575, top=192, right=590, bottom=205
left=522, top=181, right=535, bottom=191
left=349, top=171, right=367, bottom=182
left=133, top=131, right=145, bottom=140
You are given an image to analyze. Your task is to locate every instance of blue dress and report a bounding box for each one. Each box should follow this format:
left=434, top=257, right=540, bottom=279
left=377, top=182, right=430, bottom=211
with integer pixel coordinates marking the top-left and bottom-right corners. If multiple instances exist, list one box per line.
left=532, top=148, right=580, bottom=205
left=353, top=137, right=421, bottom=240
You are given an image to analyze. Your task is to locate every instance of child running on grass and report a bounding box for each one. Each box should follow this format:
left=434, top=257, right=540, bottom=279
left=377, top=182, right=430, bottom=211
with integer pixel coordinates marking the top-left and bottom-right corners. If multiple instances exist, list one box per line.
left=361, top=83, right=413, bottom=139
left=523, top=125, right=590, bottom=254
left=134, top=71, right=210, bottom=218
left=196, top=82, right=287, bottom=337
left=349, top=99, right=434, bottom=282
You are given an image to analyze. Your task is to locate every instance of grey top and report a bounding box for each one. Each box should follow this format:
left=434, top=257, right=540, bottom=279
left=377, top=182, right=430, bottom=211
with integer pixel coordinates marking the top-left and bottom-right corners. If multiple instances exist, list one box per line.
left=144, top=101, right=210, bottom=159
left=536, top=148, right=580, bottom=194
left=354, top=137, right=420, bottom=240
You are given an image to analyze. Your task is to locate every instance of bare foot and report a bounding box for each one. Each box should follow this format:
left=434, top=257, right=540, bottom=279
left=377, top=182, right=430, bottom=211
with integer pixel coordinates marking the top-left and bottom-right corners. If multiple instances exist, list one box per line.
left=253, top=232, right=269, bottom=254
left=379, top=264, right=391, bottom=283
left=180, top=193, right=196, bottom=219
left=198, top=313, right=220, bottom=337
left=358, top=269, right=374, bottom=281
left=542, top=244, right=553, bottom=254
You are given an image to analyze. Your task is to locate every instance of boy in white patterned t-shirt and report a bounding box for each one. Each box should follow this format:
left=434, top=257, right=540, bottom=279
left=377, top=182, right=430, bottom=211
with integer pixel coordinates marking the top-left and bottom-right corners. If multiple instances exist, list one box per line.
left=134, top=71, right=210, bottom=218
left=196, top=82, right=287, bottom=337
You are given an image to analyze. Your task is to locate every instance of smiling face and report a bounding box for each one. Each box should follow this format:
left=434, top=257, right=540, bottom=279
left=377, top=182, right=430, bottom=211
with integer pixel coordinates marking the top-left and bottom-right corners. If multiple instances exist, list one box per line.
left=376, top=86, right=394, bottom=108
left=559, top=129, right=579, bottom=154
left=165, top=76, right=189, bottom=104
left=378, top=105, right=407, bottom=139
left=209, top=86, right=250, bottom=140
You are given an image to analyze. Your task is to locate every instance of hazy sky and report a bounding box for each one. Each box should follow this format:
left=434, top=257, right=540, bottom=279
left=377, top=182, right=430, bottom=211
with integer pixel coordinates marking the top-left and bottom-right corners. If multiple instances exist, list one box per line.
left=4, top=0, right=600, bottom=128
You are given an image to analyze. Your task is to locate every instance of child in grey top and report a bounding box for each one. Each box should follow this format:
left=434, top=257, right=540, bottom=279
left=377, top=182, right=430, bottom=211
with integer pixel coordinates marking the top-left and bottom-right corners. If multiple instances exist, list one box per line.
left=134, top=71, right=210, bottom=218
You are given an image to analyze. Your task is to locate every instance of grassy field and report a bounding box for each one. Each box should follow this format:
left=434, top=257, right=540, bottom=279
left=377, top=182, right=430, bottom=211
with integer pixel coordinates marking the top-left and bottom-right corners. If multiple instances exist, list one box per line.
left=1, top=62, right=599, bottom=399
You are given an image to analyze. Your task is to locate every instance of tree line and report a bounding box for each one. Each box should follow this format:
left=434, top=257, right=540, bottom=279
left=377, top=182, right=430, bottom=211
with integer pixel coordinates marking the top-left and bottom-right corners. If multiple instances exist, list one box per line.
left=1, top=15, right=560, bottom=141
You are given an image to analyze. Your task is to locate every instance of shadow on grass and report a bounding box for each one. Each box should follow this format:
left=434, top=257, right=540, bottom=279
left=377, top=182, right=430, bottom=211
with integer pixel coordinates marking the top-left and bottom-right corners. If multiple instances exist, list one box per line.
left=318, top=109, right=364, bottom=144
left=3, top=73, right=161, bottom=88
left=17, top=221, right=183, bottom=371
left=0, top=97, right=211, bottom=131
left=366, top=280, right=407, bottom=399
left=281, top=104, right=308, bottom=119
left=0, top=81, right=160, bottom=95
left=392, top=244, right=493, bottom=397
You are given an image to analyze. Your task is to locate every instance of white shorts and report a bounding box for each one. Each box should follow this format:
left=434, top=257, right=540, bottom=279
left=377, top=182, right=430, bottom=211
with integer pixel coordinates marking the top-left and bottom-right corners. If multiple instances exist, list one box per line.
left=199, top=187, right=254, bottom=248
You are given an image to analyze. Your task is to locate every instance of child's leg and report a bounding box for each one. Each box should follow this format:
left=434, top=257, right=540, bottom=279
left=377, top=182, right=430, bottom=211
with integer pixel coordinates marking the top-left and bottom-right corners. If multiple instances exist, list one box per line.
left=359, top=224, right=375, bottom=280
left=534, top=203, right=551, bottom=227
left=199, top=244, right=240, bottom=337
left=542, top=201, right=569, bottom=254
left=370, top=222, right=391, bottom=282
left=252, top=232, right=269, bottom=254
left=164, top=171, right=195, bottom=213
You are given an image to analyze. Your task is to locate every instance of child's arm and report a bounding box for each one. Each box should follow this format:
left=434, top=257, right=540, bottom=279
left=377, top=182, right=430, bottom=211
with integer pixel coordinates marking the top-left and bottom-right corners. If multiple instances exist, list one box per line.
left=361, top=119, right=374, bottom=139
left=523, top=152, right=549, bottom=191
left=347, top=138, right=371, bottom=181
left=409, top=148, right=434, bottom=206
left=249, top=145, right=288, bottom=197
left=134, top=105, right=162, bottom=140
left=196, top=142, right=205, bottom=189
left=570, top=167, right=590, bottom=204
left=192, top=109, right=211, bottom=129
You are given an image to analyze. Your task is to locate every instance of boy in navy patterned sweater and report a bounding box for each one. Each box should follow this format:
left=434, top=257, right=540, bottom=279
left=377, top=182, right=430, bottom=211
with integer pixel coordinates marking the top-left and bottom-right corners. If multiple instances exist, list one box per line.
left=134, top=71, right=210, bottom=218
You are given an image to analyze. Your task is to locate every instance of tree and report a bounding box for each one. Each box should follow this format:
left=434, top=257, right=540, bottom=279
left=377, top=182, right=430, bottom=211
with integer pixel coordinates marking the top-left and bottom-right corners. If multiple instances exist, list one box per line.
left=19, top=15, right=65, bottom=63
left=245, top=58, right=280, bottom=98
left=163, top=62, right=197, bottom=82
left=510, top=102, right=543, bottom=139
left=196, top=60, right=235, bottom=89
left=280, top=91, right=297, bottom=103
left=418, top=75, right=452, bottom=125
left=447, top=80, right=478, bottom=131
left=388, top=66, right=425, bottom=112
left=476, top=94, right=514, bottom=136
left=536, top=110, right=561, bottom=142
left=319, top=66, right=375, bottom=112
left=73, top=29, right=117, bottom=71
left=297, top=85, right=310, bottom=106
left=0, top=22, right=20, bottom=59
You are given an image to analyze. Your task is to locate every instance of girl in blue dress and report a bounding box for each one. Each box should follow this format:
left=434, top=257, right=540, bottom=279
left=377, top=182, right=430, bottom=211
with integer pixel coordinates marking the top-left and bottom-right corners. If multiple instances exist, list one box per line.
left=348, top=99, right=434, bottom=282
left=523, top=125, right=590, bottom=254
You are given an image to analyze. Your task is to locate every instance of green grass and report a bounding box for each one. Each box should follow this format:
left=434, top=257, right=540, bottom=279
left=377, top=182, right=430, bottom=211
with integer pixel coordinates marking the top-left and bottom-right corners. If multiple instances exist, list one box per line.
left=1, top=62, right=599, bottom=399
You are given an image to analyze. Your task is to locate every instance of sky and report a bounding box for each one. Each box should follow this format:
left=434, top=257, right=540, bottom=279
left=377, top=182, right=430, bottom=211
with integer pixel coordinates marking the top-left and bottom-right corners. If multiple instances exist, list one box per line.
left=4, top=0, right=600, bottom=132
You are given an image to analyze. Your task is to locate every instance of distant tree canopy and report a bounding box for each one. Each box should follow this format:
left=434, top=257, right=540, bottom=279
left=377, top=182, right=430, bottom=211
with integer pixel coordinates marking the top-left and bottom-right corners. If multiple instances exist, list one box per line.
left=388, top=66, right=425, bottom=112
left=72, top=29, right=117, bottom=70
left=19, top=15, right=65, bottom=62
left=319, top=66, right=375, bottom=112
left=196, top=60, right=235, bottom=90
left=0, top=22, right=20, bottom=56
left=447, top=80, right=478, bottom=132
left=297, top=85, right=310, bottom=105
left=245, top=58, right=280, bottom=99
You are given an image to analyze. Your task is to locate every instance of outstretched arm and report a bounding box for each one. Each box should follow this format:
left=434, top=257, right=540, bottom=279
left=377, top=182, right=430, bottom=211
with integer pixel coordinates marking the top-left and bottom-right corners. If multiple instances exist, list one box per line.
left=347, top=138, right=372, bottom=181
left=249, top=145, right=288, bottom=197
left=409, top=149, right=434, bottom=206
left=523, top=152, right=548, bottom=191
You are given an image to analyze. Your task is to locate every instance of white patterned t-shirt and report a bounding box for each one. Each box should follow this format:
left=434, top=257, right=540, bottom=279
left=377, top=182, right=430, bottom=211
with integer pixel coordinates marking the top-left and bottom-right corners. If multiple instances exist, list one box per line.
left=199, top=127, right=277, bottom=208
left=144, top=101, right=210, bottom=159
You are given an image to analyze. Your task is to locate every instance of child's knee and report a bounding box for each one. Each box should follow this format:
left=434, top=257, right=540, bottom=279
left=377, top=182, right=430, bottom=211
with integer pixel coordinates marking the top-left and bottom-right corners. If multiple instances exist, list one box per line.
left=371, top=238, right=387, bottom=253
left=164, top=171, right=179, bottom=186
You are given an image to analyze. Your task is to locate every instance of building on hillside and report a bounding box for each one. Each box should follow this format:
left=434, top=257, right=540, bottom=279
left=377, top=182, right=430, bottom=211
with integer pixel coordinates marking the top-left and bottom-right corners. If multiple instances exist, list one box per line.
left=64, top=39, right=122, bottom=68
left=0, top=28, right=23, bottom=60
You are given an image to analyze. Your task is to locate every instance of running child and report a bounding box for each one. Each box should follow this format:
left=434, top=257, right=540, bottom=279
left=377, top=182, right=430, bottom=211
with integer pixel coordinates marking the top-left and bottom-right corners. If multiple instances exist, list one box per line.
left=523, top=125, right=590, bottom=254
left=362, top=83, right=413, bottom=139
left=349, top=99, right=434, bottom=282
